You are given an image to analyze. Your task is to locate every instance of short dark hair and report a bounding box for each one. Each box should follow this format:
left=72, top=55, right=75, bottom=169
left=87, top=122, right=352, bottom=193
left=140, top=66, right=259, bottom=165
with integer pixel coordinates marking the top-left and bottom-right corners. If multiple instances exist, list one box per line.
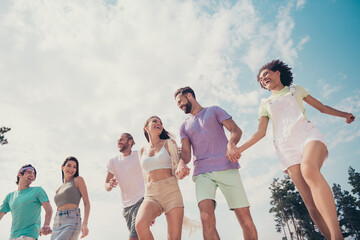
left=17, top=164, right=37, bottom=185
left=122, top=133, right=135, bottom=146
left=174, top=86, right=196, bottom=99
left=257, top=59, right=293, bottom=89
left=61, top=156, right=79, bottom=183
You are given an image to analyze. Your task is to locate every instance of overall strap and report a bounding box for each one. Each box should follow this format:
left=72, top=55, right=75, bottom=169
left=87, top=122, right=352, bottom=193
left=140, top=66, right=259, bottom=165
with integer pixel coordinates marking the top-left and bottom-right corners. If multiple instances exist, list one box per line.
left=289, top=85, right=296, bottom=94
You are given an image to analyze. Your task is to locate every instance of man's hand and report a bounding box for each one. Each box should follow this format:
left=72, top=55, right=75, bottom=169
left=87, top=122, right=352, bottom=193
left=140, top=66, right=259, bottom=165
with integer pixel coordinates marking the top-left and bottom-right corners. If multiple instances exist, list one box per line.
left=108, top=178, right=118, bottom=189
left=39, top=224, right=52, bottom=236
left=226, top=142, right=241, bottom=163
left=176, top=160, right=190, bottom=179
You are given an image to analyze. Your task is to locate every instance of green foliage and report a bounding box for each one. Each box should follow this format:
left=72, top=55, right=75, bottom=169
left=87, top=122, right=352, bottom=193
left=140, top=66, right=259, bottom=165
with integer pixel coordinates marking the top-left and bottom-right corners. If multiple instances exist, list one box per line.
left=270, top=166, right=360, bottom=239
left=348, top=166, right=360, bottom=203
left=269, top=176, right=323, bottom=239
left=0, top=127, right=11, bottom=145
left=332, top=167, right=360, bottom=239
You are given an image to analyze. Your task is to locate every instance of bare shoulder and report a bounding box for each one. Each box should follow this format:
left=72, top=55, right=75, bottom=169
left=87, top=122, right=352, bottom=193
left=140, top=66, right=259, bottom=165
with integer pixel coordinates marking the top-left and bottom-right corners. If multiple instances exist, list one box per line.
left=74, top=176, right=85, bottom=186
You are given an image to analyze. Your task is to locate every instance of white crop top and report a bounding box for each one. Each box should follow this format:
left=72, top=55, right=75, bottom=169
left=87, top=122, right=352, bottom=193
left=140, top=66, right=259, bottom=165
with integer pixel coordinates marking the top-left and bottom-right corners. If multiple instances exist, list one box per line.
left=141, top=141, right=172, bottom=173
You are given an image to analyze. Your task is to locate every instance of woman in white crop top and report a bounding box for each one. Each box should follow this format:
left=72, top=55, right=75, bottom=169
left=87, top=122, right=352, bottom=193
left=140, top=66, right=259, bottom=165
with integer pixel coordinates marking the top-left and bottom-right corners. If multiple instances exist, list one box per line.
left=51, top=156, right=91, bottom=240
left=135, top=116, right=185, bottom=239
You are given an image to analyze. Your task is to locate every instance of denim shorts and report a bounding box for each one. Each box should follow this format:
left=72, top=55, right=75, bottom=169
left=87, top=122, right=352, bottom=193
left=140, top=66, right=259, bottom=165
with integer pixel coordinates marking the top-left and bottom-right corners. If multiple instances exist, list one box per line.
left=51, top=208, right=81, bottom=240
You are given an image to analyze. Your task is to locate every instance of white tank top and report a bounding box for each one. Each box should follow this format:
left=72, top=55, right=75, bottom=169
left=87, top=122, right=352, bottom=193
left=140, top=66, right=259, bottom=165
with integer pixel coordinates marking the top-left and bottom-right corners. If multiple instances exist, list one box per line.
left=141, top=142, right=172, bottom=173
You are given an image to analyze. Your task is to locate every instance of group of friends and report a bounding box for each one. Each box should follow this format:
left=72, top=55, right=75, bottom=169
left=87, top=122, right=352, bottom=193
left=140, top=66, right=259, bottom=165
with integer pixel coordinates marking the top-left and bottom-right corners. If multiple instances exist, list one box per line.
left=0, top=60, right=355, bottom=240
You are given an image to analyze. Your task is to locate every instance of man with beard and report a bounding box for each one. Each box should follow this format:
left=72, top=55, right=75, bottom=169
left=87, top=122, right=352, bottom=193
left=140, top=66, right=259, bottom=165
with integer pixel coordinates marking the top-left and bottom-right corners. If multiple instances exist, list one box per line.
left=105, top=133, right=145, bottom=240
left=0, top=164, right=53, bottom=240
left=174, top=87, right=258, bottom=240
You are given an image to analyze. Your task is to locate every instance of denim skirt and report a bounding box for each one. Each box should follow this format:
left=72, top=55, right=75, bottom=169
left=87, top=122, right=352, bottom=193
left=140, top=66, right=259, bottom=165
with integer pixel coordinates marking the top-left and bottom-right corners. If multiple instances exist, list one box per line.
left=51, top=208, right=81, bottom=240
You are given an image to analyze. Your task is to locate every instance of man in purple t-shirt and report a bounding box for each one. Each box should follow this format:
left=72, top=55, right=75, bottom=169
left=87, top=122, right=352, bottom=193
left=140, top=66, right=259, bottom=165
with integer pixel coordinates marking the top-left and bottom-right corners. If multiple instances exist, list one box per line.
left=174, top=86, right=257, bottom=240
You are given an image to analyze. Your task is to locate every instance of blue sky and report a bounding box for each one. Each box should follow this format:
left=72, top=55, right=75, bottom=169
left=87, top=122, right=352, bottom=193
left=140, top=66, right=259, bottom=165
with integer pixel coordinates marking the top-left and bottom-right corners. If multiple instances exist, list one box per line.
left=0, top=0, right=359, bottom=239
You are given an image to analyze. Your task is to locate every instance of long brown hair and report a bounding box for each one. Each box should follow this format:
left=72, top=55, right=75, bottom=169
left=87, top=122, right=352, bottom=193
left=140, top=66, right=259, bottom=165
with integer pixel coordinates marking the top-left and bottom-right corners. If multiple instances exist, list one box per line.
left=143, top=116, right=173, bottom=142
left=61, top=156, right=79, bottom=183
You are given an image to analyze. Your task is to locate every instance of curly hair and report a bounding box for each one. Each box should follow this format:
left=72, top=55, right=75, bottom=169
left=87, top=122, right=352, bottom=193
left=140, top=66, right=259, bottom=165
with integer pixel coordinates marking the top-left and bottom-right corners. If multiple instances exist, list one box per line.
left=257, top=59, right=293, bottom=89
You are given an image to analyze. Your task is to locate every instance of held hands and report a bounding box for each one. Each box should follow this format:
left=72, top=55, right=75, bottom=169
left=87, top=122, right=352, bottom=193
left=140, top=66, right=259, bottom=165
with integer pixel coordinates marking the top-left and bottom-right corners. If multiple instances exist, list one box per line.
left=39, top=224, right=52, bottom=236
left=176, top=160, right=190, bottom=179
left=345, top=113, right=355, bottom=124
left=80, top=223, right=89, bottom=238
left=226, top=143, right=241, bottom=163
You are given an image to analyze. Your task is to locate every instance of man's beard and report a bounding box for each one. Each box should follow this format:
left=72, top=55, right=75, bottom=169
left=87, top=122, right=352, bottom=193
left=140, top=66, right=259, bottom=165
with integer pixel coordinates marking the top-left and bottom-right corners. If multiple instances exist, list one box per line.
left=119, top=143, right=130, bottom=153
left=184, top=98, right=192, bottom=114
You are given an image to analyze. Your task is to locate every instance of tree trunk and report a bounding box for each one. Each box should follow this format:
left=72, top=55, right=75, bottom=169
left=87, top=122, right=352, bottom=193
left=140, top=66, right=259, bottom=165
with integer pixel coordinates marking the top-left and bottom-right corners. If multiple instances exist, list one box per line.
left=282, top=220, right=288, bottom=240
left=280, top=200, right=293, bottom=239
left=290, top=212, right=299, bottom=240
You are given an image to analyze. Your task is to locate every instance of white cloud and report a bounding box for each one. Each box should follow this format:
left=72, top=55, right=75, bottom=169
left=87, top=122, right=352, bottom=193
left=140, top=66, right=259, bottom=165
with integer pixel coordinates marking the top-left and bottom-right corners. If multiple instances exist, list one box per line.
left=297, top=35, right=310, bottom=50
left=317, top=79, right=341, bottom=99
left=296, top=0, right=306, bottom=10
left=0, top=0, right=316, bottom=239
left=241, top=1, right=303, bottom=72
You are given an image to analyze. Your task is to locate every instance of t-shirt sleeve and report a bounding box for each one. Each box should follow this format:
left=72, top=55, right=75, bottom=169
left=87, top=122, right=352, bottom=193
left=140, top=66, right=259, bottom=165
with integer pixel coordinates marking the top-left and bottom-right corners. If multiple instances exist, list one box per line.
left=0, top=194, right=10, bottom=213
left=106, top=159, right=114, bottom=174
left=258, top=100, right=269, bottom=119
left=180, top=123, right=189, bottom=140
left=213, top=106, right=232, bottom=124
left=295, top=85, right=309, bottom=99
left=37, top=187, right=49, bottom=203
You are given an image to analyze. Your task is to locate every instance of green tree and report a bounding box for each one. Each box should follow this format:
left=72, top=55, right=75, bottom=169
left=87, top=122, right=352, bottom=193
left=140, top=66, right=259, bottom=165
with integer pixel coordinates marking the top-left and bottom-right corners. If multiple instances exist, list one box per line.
left=332, top=183, right=360, bottom=238
left=269, top=176, right=323, bottom=240
left=348, top=166, right=360, bottom=204
left=269, top=177, right=295, bottom=239
left=0, top=127, right=11, bottom=145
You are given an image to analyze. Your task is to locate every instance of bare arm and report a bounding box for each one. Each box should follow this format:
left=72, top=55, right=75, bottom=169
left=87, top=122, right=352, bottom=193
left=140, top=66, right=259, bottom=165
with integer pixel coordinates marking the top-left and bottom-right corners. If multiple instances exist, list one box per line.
left=105, top=172, right=117, bottom=192
left=180, top=138, right=191, bottom=164
left=39, top=201, right=53, bottom=236
left=75, top=176, right=90, bottom=238
left=304, top=95, right=355, bottom=123
left=222, top=118, right=242, bottom=162
left=237, top=116, right=269, bottom=154
left=0, top=212, right=5, bottom=220
left=176, top=138, right=191, bottom=179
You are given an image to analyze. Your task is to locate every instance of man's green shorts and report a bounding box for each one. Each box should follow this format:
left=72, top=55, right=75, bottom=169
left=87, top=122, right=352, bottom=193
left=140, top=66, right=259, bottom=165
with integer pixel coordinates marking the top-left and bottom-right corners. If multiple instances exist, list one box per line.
left=192, top=169, right=250, bottom=210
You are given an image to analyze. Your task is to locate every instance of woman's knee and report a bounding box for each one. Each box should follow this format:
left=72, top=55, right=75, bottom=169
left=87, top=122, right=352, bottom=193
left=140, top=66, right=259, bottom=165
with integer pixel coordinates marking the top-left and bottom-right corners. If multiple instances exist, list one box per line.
left=300, top=163, right=320, bottom=183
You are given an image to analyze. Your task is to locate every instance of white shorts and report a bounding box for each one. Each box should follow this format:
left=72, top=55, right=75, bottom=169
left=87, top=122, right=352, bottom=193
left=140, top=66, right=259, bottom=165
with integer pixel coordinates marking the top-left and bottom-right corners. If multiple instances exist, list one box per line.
left=274, top=120, right=328, bottom=173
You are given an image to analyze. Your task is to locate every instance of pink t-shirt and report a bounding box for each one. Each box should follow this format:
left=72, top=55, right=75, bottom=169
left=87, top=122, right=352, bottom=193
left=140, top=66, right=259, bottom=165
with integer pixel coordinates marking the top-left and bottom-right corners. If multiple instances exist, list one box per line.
left=180, top=106, right=240, bottom=176
left=107, top=151, right=145, bottom=208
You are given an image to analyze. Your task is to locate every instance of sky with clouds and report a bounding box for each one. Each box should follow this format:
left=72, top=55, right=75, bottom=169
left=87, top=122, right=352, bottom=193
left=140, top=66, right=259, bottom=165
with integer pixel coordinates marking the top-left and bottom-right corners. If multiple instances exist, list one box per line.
left=1, top=0, right=359, bottom=239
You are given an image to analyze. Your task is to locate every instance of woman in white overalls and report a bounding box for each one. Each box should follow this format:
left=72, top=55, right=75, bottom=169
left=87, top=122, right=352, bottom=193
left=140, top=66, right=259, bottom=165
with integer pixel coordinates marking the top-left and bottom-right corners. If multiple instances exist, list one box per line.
left=236, top=60, right=355, bottom=240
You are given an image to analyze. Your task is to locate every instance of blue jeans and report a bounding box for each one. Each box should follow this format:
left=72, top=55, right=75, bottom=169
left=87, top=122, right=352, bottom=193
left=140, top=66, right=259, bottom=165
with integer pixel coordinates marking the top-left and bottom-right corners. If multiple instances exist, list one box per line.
left=51, top=208, right=81, bottom=240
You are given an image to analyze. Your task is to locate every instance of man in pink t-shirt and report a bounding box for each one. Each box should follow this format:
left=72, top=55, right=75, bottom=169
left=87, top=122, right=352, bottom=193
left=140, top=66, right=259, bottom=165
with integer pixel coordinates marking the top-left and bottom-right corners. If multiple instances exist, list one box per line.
left=105, top=133, right=145, bottom=240
left=174, top=86, right=258, bottom=240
